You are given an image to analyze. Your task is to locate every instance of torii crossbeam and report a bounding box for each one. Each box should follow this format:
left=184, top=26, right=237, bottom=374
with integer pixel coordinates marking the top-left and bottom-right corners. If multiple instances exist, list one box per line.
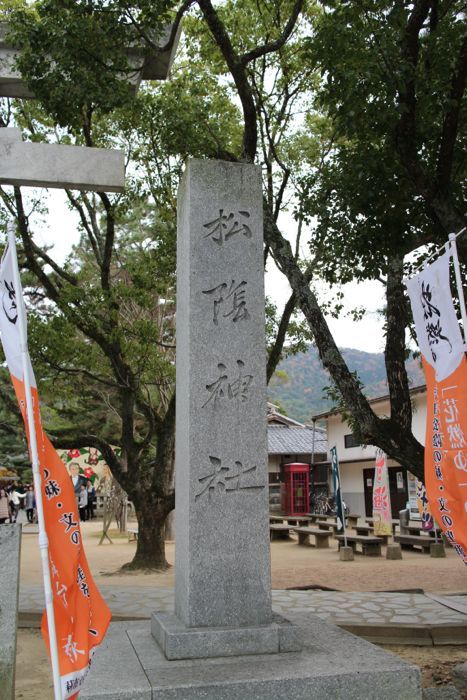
left=0, top=127, right=124, bottom=193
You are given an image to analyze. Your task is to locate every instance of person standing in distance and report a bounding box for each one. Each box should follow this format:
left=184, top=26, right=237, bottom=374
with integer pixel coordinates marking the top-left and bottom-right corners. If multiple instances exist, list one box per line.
left=69, top=462, right=87, bottom=497
left=78, top=483, right=88, bottom=522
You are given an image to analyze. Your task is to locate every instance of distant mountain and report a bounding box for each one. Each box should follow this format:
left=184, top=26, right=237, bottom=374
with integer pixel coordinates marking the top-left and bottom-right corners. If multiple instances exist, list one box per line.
left=267, top=346, right=425, bottom=423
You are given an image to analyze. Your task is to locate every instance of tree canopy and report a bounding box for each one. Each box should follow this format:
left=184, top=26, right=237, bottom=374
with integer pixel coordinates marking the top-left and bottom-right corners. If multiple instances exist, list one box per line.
left=0, top=0, right=465, bottom=565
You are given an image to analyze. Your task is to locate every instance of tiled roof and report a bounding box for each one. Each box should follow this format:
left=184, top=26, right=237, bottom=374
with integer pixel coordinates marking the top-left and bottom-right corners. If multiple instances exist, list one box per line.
left=268, top=425, right=327, bottom=455
left=267, top=402, right=304, bottom=427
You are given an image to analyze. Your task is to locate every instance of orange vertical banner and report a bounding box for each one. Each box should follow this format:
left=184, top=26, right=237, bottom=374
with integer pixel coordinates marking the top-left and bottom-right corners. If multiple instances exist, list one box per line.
left=423, top=358, right=467, bottom=563
left=0, top=242, right=111, bottom=698
left=406, top=249, right=466, bottom=565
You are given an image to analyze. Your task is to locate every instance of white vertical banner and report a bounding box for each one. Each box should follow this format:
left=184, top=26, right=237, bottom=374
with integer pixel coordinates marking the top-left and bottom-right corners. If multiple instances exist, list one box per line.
left=405, top=244, right=467, bottom=565
left=405, top=250, right=464, bottom=381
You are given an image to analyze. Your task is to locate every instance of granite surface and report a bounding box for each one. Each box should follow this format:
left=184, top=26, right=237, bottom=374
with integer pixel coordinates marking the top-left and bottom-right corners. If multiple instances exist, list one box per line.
left=0, top=524, right=21, bottom=700
left=0, top=127, right=124, bottom=193
left=81, top=612, right=423, bottom=700
left=173, top=159, right=272, bottom=630
left=151, top=611, right=302, bottom=660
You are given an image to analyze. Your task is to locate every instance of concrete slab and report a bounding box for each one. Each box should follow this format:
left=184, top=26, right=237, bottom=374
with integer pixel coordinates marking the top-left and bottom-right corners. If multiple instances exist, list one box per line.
left=80, top=623, right=151, bottom=700
left=151, top=611, right=302, bottom=660
left=0, top=524, right=21, bottom=700
left=431, top=624, right=467, bottom=645
left=81, top=613, right=422, bottom=700
left=341, top=624, right=434, bottom=646
left=0, top=130, right=125, bottom=192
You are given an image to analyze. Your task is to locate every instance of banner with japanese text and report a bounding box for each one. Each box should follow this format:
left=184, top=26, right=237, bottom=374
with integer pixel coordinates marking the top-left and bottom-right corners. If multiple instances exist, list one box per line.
left=0, top=244, right=111, bottom=698
left=416, top=479, right=434, bottom=531
left=406, top=250, right=466, bottom=564
left=330, top=446, right=345, bottom=533
left=372, top=450, right=392, bottom=536
left=422, top=358, right=466, bottom=562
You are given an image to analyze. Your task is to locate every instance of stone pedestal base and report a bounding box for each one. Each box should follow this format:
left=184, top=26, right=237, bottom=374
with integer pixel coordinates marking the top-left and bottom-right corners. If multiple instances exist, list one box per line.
left=80, top=613, right=422, bottom=700
left=339, top=545, right=354, bottom=561
left=386, top=543, right=403, bottom=560
left=430, top=542, right=446, bottom=558
left=151, top=611, right=302, bottom=660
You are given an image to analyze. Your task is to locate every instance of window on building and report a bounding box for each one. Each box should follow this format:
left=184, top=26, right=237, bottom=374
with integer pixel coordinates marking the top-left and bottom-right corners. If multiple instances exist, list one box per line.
left=312, top=463, right=328, bottom=484
left=344, top=433, right=359, bottom=448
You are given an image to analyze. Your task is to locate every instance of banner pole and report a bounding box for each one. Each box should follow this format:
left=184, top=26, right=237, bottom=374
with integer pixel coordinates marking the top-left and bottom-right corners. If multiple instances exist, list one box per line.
left=338, top=468, right=348, bottom=549
left=449, top=233, right=467, bottom=342
left=6, top=222, right=63, bottom=700
left=331, top=446, right=347, bottom=548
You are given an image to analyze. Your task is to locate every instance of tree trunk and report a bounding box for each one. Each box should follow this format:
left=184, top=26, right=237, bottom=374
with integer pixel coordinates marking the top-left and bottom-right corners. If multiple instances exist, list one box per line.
left=123, top=492, right=173, bottom=570
left=263, top=208, right=426, bottom=479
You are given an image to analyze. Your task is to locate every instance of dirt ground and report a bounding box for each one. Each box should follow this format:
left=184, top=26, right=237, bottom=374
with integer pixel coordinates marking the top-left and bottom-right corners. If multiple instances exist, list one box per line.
left=15, top=520, right=467, bottom=699
left=19, top=519, right=467, bottom=592
left=382, top=644, right=467, bottom=691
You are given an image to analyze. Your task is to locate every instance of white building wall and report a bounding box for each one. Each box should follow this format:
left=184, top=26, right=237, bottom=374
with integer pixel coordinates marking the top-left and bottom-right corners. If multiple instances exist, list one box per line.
left=324, top=390, right=427, bottom=516
left=326, top=392, right=427, bottom=462
left=339, top=460, right=374, bottom=516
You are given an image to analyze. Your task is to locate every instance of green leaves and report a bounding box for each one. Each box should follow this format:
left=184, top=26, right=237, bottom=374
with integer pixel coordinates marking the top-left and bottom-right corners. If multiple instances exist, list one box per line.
left=7, top=0, right=177, bottom=128
left=298, top=0, right=465, bottom=281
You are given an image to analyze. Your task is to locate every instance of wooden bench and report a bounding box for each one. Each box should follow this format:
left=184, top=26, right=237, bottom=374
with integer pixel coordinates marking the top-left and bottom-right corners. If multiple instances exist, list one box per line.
left=293, top=527, right=332, bottom=549
left=402, top=525, right=441, bottom=538
left=336, top=534, right=383, bottom=556
left=346, top=514, right=360, bottom=528
left=310, top=513, right=359, bottom=528
left=306, top=513, right=321, bottom=523
left=269, top=515, right=285, bottom=523
left=283, top=516, right=311, bottom=526
left=355, top=525, right=390, bottom=545
left=395, top=534, right=432, bottom=553
left=316, top=519, right=340, bottom=535
left=270, top=524, right=292, bottom=540
left=127, top=527, right=138, bottom=542
left=355, top=524, right=372, bottom=535
left=365, top=518, right=398, bottom=536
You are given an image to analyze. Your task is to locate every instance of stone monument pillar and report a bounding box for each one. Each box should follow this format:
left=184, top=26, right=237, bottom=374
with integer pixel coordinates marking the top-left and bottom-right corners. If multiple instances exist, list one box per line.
left=152, top=158, right=299, bottom=660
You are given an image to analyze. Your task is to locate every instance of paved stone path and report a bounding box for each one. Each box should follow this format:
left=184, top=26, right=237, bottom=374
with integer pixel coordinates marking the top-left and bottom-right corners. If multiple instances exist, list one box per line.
left=19, top=584, right=467, bottom=644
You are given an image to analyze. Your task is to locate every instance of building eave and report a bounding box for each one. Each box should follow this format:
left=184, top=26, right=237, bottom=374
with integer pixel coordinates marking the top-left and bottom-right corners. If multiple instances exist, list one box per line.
left=311, top=383, right=427, bottom=421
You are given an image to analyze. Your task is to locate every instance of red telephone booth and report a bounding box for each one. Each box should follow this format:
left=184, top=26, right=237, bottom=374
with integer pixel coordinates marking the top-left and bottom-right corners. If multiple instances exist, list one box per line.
left=281, top=463, right=310, bottom=516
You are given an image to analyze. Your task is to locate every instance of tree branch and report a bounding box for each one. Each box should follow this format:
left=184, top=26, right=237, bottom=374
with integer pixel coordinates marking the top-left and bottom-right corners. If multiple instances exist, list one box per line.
left=241, top=0, right=305, bottom=65
left=384, top=256, right=412, bottom=434
left=65, top=190, right=103, bottom=265
left=161, top=0, right=195, bottom=52
left=50, top=431, right=126, bottom=484
left=197, top=0, right=257, bottom=160
left=99, top=192, right=116, bottom=292
left=42, top=358, right=123, bottom=390
left=266, top=291, right=296, bottom=382
left=395, top=0, right=431, bottom=166
left=0, top=382, right=23, bottom=422
left=436, top=35, right=467, bottom=191
left=263, top=204, right=424, bottom=477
